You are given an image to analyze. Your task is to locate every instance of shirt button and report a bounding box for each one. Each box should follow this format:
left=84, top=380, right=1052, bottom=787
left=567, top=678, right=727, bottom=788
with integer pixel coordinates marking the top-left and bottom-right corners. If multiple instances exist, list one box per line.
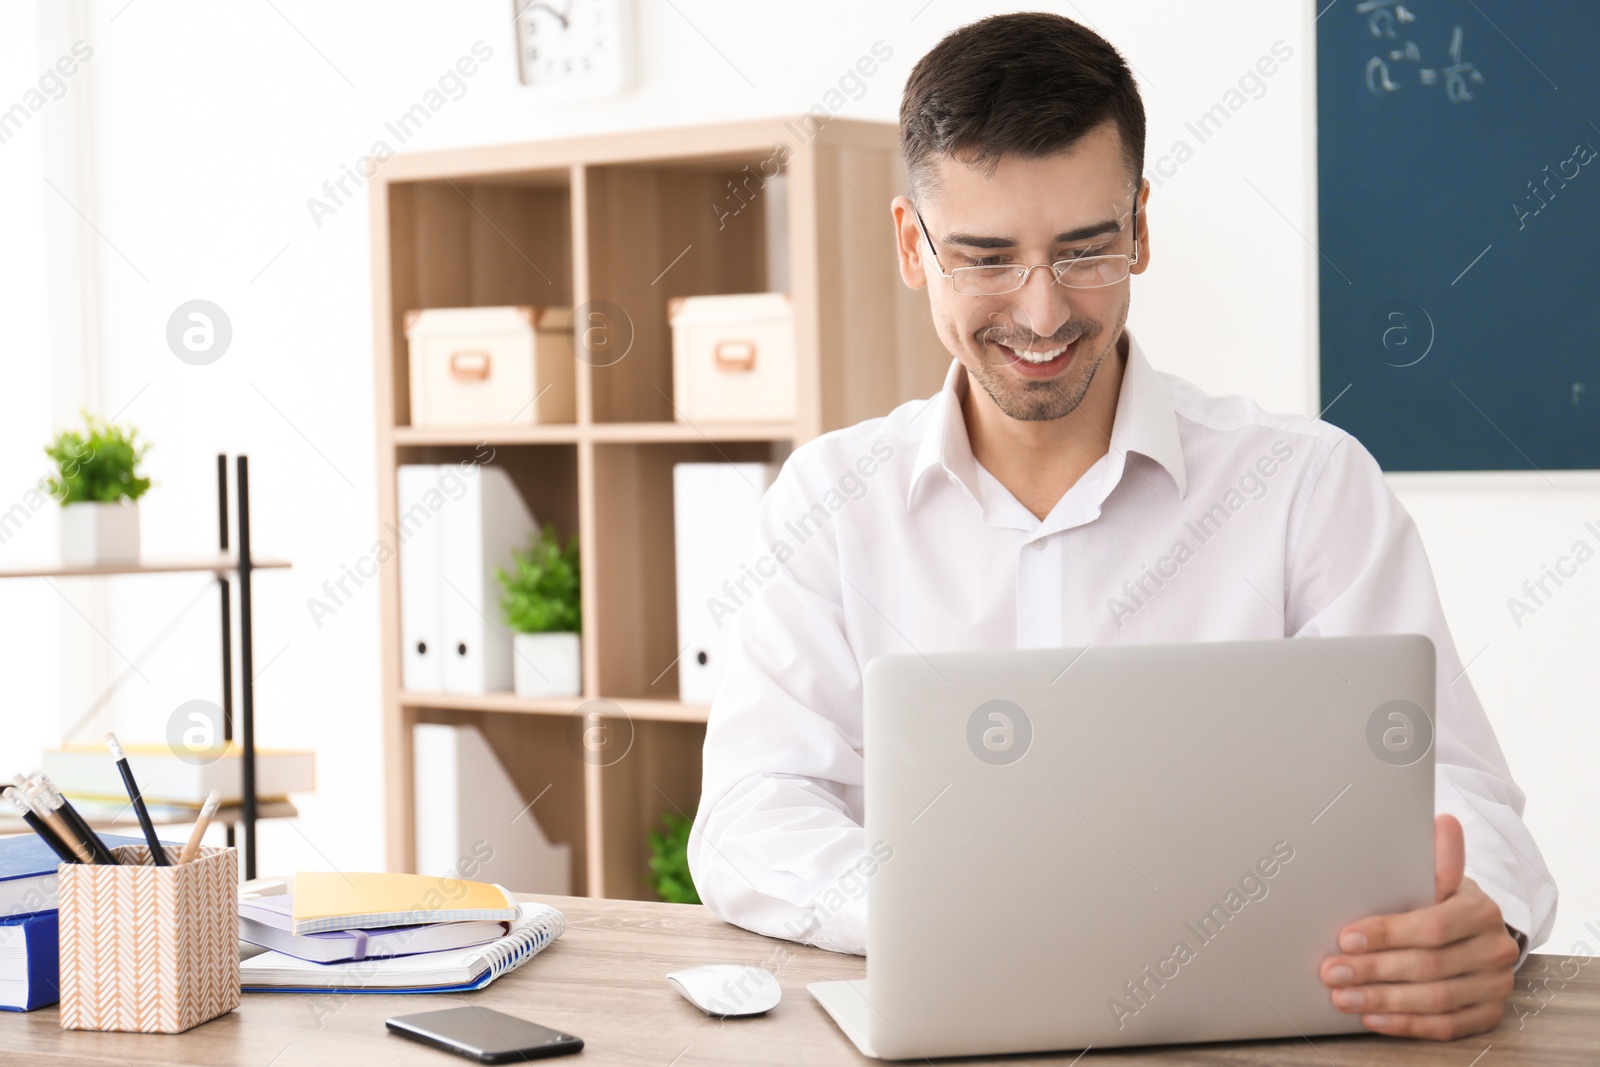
left=1032, top=538, right=1046, bottom=551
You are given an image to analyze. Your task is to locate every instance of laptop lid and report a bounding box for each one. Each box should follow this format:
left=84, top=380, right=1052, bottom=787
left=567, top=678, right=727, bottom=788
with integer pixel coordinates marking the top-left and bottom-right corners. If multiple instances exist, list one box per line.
left=858, top=634, right=1436, bottom=1060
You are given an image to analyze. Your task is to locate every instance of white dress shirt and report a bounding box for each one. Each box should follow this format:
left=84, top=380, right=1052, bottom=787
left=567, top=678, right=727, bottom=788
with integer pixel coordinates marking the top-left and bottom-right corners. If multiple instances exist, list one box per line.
left=688, top=330, right=1556, bottom=961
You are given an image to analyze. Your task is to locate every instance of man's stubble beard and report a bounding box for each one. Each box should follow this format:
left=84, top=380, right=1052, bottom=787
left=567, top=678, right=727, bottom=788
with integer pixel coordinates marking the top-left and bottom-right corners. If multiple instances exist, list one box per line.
left=965, top=294, right=1129, bottom=423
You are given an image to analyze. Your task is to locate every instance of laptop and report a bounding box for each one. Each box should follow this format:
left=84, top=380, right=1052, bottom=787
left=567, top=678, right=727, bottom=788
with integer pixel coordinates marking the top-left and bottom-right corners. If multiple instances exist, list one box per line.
left=810, top=634, right=1436, bottom=1060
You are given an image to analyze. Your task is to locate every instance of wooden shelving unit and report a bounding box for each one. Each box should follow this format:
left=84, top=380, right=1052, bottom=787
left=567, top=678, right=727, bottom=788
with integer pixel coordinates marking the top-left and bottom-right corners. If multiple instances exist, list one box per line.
left=371, top=117, right=944, bottom=901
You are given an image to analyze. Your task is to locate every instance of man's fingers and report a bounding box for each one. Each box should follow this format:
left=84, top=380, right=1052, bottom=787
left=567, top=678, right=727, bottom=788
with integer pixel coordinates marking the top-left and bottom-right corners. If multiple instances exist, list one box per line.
left=1318, top=851, right=1512, bottom=1045
left=1360, top=999, right=1507, bottom=1042
left=1321, top=927, right=1519, bottom=986
left=1339, top=879, right=1499, bottom=953
left=1435, top=813, right=1465, bottom=904
left=1329, top=968, right=1514, bottom=1016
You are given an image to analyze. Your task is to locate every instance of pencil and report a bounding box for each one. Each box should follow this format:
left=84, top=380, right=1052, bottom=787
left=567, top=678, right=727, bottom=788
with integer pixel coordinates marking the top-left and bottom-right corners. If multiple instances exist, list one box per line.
left=106, top=733, right=170, bottom=866
left=38, top=775, right=120, bottom=866
left=3, top=785, right=80, bottom=864
left=178, top=790, right=222, bottom=864
left=17, top=779, right=93, bottom=864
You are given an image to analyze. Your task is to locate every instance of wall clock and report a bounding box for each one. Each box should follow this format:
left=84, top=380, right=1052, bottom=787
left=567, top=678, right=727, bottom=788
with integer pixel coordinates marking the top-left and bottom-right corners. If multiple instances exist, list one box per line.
left=513, top=0, right=636, bottom=99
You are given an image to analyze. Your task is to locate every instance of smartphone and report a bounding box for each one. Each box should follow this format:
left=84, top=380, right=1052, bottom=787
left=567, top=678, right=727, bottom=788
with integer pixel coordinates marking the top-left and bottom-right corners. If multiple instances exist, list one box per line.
left=386, top=1006, right=583, bottom=1063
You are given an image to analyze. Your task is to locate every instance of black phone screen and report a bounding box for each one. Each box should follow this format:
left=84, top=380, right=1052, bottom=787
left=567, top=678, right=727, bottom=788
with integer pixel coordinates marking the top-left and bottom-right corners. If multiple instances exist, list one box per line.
left=386, top=1006, right=583, bottom=1063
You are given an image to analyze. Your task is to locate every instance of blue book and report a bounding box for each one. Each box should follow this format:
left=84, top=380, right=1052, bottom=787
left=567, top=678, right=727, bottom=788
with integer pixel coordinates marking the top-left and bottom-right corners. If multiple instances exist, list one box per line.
left=0, top=910, right=60, bottom=1011
left=0, top=832, right=151, bottom=917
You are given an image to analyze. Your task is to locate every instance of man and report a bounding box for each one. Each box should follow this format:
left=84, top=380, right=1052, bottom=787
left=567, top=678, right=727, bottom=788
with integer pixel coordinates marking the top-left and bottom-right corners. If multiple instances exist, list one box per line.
left=688, top=11, right=1554, bottom=1042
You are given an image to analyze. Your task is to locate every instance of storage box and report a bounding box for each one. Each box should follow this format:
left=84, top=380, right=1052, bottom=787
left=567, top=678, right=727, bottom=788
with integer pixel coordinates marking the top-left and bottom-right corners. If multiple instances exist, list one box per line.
left=406, top=306, right=576, bottom=427
left=57, top=845, right=240, bottom=1033
left=669, top=293, right=795, bottom=423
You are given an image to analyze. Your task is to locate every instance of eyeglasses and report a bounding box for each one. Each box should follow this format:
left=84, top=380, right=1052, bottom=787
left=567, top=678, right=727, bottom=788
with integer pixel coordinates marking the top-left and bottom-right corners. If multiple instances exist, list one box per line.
left=912, top=200, right=1140, bottom=296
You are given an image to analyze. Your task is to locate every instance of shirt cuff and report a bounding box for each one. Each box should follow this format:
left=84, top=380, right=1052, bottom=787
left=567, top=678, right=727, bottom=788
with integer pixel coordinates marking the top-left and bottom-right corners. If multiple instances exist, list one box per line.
left=790, top=883, right=868, bottom=956
left=1507, top=925, right=1530, bottom=970
left=1473, top=873, right=1535, bottom=970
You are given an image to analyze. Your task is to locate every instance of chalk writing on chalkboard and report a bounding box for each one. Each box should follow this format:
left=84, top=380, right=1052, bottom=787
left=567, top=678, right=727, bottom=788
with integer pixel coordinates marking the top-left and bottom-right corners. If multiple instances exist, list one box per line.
left=1319, top=0, right=1599, bottom=471
left=1359, top=1, right=1485, bottom=102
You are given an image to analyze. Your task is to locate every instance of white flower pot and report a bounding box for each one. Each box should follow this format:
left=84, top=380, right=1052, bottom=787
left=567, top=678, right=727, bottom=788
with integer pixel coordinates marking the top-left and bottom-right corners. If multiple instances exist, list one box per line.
left=59, top=501, right=141, bottom=566
left=512, top=631, right=581, bottom=698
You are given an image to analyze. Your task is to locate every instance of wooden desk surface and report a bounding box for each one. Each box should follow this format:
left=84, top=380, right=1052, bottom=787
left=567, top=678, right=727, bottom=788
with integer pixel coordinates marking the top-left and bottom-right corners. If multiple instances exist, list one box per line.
left=1, top=895, right=1594, bottom=1066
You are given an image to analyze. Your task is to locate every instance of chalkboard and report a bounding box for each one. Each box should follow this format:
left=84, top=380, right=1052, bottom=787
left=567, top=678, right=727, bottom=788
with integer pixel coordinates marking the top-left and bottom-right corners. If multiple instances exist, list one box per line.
left=1316, top=0, right=1599, bottom=471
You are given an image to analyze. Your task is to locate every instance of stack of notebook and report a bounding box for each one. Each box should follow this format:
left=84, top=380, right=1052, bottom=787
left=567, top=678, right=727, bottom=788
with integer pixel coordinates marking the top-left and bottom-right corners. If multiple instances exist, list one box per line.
left=239, top=872, right=565, bottom=993
left=0, top=833, right=146, bottom=1011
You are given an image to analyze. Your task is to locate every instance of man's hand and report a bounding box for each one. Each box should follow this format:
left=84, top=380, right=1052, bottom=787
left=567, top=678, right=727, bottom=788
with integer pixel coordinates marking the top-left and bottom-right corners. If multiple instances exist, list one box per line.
left=1318, top=814, right=1521, bottom=1040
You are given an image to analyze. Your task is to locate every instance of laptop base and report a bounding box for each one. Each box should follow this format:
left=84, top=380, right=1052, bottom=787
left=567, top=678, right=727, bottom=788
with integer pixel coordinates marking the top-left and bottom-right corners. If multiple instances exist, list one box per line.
left=808, top=980, right=878, bottom=1058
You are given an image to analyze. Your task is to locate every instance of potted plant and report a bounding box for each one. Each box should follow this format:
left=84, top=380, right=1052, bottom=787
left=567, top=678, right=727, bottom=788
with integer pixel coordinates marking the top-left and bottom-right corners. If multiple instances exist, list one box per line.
left=647, top=812, right=700, bottom=904
left=496, top=523, right=581, bottom=697
left=45, top=413, right=151, bottom=565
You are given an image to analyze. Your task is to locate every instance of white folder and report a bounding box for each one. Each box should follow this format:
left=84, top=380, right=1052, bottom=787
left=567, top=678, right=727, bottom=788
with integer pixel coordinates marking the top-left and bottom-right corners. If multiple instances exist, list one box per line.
left=441, top=465, right=538, bottom=694
left=413, top=722, right=571, bottom=894
left=673, top=462, right=778, bottom=705
left=398, top=464, right=444, bottom=692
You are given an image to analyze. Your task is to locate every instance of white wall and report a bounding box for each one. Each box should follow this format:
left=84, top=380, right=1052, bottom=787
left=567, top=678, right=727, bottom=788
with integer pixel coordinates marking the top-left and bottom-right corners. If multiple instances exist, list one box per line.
left=0, top=0, right=62, bottom=775
left=0, top=0, right=1592, bottom=954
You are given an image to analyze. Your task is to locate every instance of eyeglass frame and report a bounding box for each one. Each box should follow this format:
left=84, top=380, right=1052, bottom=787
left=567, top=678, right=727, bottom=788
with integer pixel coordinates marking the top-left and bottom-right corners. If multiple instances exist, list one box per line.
left=911, top=195, right=1141, bottom=295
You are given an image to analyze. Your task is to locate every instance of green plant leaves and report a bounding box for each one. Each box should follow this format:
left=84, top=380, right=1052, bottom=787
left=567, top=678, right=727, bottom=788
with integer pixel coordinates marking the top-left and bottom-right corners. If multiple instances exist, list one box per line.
left=647, top=811, right=700, bottom=905
left=495, top=522, right=581, bottom=634
left=44, top=412, right=152, bottom=505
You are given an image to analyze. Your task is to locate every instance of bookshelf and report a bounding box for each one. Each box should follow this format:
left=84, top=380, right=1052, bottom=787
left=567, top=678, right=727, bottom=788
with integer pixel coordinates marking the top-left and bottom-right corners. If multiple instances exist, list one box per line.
left=371, top=117, right=944, bottom=901
left=0, top=456, right=288, bottom=879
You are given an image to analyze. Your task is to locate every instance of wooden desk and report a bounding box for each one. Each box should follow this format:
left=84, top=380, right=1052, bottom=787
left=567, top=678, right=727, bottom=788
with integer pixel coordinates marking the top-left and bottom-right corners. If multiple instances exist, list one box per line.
left=1, top=895, right=1595, bottom=1065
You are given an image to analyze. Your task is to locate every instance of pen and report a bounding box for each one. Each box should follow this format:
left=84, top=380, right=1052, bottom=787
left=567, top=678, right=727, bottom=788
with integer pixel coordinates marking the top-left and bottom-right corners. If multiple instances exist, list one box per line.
left=14, top=777, right=93, bottom=864
left=3, top=785, right=80, bottom=864
left=37, top=774, right=120, bottom=866
left=178, top=789, right=222, bottom=864
left=106, top=733, right=170, bottom=866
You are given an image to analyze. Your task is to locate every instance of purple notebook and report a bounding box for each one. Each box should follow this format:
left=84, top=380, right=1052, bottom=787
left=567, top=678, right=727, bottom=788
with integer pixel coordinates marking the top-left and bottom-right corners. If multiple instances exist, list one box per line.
left=238, top=893, right=507, bottom=964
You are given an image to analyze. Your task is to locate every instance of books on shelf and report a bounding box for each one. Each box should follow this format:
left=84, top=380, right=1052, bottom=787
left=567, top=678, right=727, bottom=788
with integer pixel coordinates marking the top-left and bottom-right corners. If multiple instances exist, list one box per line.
left=291, top=871, right=520, bottom=936
left=241, top=903, right=565, bottom=993
left=239, top=892, right=507, bottom=964
left=40, top=742, right=314, bottom=806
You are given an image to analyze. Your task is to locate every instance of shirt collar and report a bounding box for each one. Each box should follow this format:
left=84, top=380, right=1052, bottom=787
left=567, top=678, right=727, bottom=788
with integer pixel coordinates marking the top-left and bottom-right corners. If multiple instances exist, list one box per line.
left=906, top=329, right=1188, bottom=511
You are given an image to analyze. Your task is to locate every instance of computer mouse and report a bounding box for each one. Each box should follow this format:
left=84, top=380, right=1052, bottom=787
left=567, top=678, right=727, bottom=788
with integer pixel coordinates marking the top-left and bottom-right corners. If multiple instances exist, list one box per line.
left=666, top=964, right=782, bottom=1017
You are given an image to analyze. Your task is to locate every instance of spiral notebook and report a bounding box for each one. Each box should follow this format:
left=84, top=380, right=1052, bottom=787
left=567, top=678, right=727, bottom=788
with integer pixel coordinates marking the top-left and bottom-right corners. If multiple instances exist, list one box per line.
left=240, top=902, right=565, bottom=993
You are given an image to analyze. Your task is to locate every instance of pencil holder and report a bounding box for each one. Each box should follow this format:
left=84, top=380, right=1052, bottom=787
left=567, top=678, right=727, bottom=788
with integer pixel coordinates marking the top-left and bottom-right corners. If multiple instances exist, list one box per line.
left=57, top=844, right=240, bottom=1033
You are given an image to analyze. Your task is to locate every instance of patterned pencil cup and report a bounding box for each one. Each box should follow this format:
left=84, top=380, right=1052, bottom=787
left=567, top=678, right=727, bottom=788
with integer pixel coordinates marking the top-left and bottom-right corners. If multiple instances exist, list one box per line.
left=58, top=844, right=240, bottom=1033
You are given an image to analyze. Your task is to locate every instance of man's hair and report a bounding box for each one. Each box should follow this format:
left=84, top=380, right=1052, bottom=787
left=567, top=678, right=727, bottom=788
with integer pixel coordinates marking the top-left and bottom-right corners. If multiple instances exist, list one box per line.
left=899, top=12, right=1146, bottom=203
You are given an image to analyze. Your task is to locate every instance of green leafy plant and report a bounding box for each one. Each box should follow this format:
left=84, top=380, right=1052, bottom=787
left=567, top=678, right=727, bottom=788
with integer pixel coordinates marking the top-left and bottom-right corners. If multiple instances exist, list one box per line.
left=495, top=523, right=581, bottom=634
left=648, top=811, right=700, bottom=904
left=44, top=413, right=152, bottom=505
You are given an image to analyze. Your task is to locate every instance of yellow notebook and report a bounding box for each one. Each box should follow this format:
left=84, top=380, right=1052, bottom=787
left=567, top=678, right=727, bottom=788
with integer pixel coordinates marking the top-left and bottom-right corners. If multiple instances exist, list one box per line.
left=291, top=872, right=519, bottom=936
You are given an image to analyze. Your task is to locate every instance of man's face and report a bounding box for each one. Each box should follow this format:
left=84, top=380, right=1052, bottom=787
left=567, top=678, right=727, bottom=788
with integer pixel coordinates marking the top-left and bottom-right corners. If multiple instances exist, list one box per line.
left=893, top=121, right=1149, bottom=422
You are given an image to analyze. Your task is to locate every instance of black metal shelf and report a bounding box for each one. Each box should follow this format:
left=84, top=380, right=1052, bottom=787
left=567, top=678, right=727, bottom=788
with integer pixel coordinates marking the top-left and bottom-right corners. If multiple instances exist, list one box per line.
left=0, top=455, right=287, bottom=879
